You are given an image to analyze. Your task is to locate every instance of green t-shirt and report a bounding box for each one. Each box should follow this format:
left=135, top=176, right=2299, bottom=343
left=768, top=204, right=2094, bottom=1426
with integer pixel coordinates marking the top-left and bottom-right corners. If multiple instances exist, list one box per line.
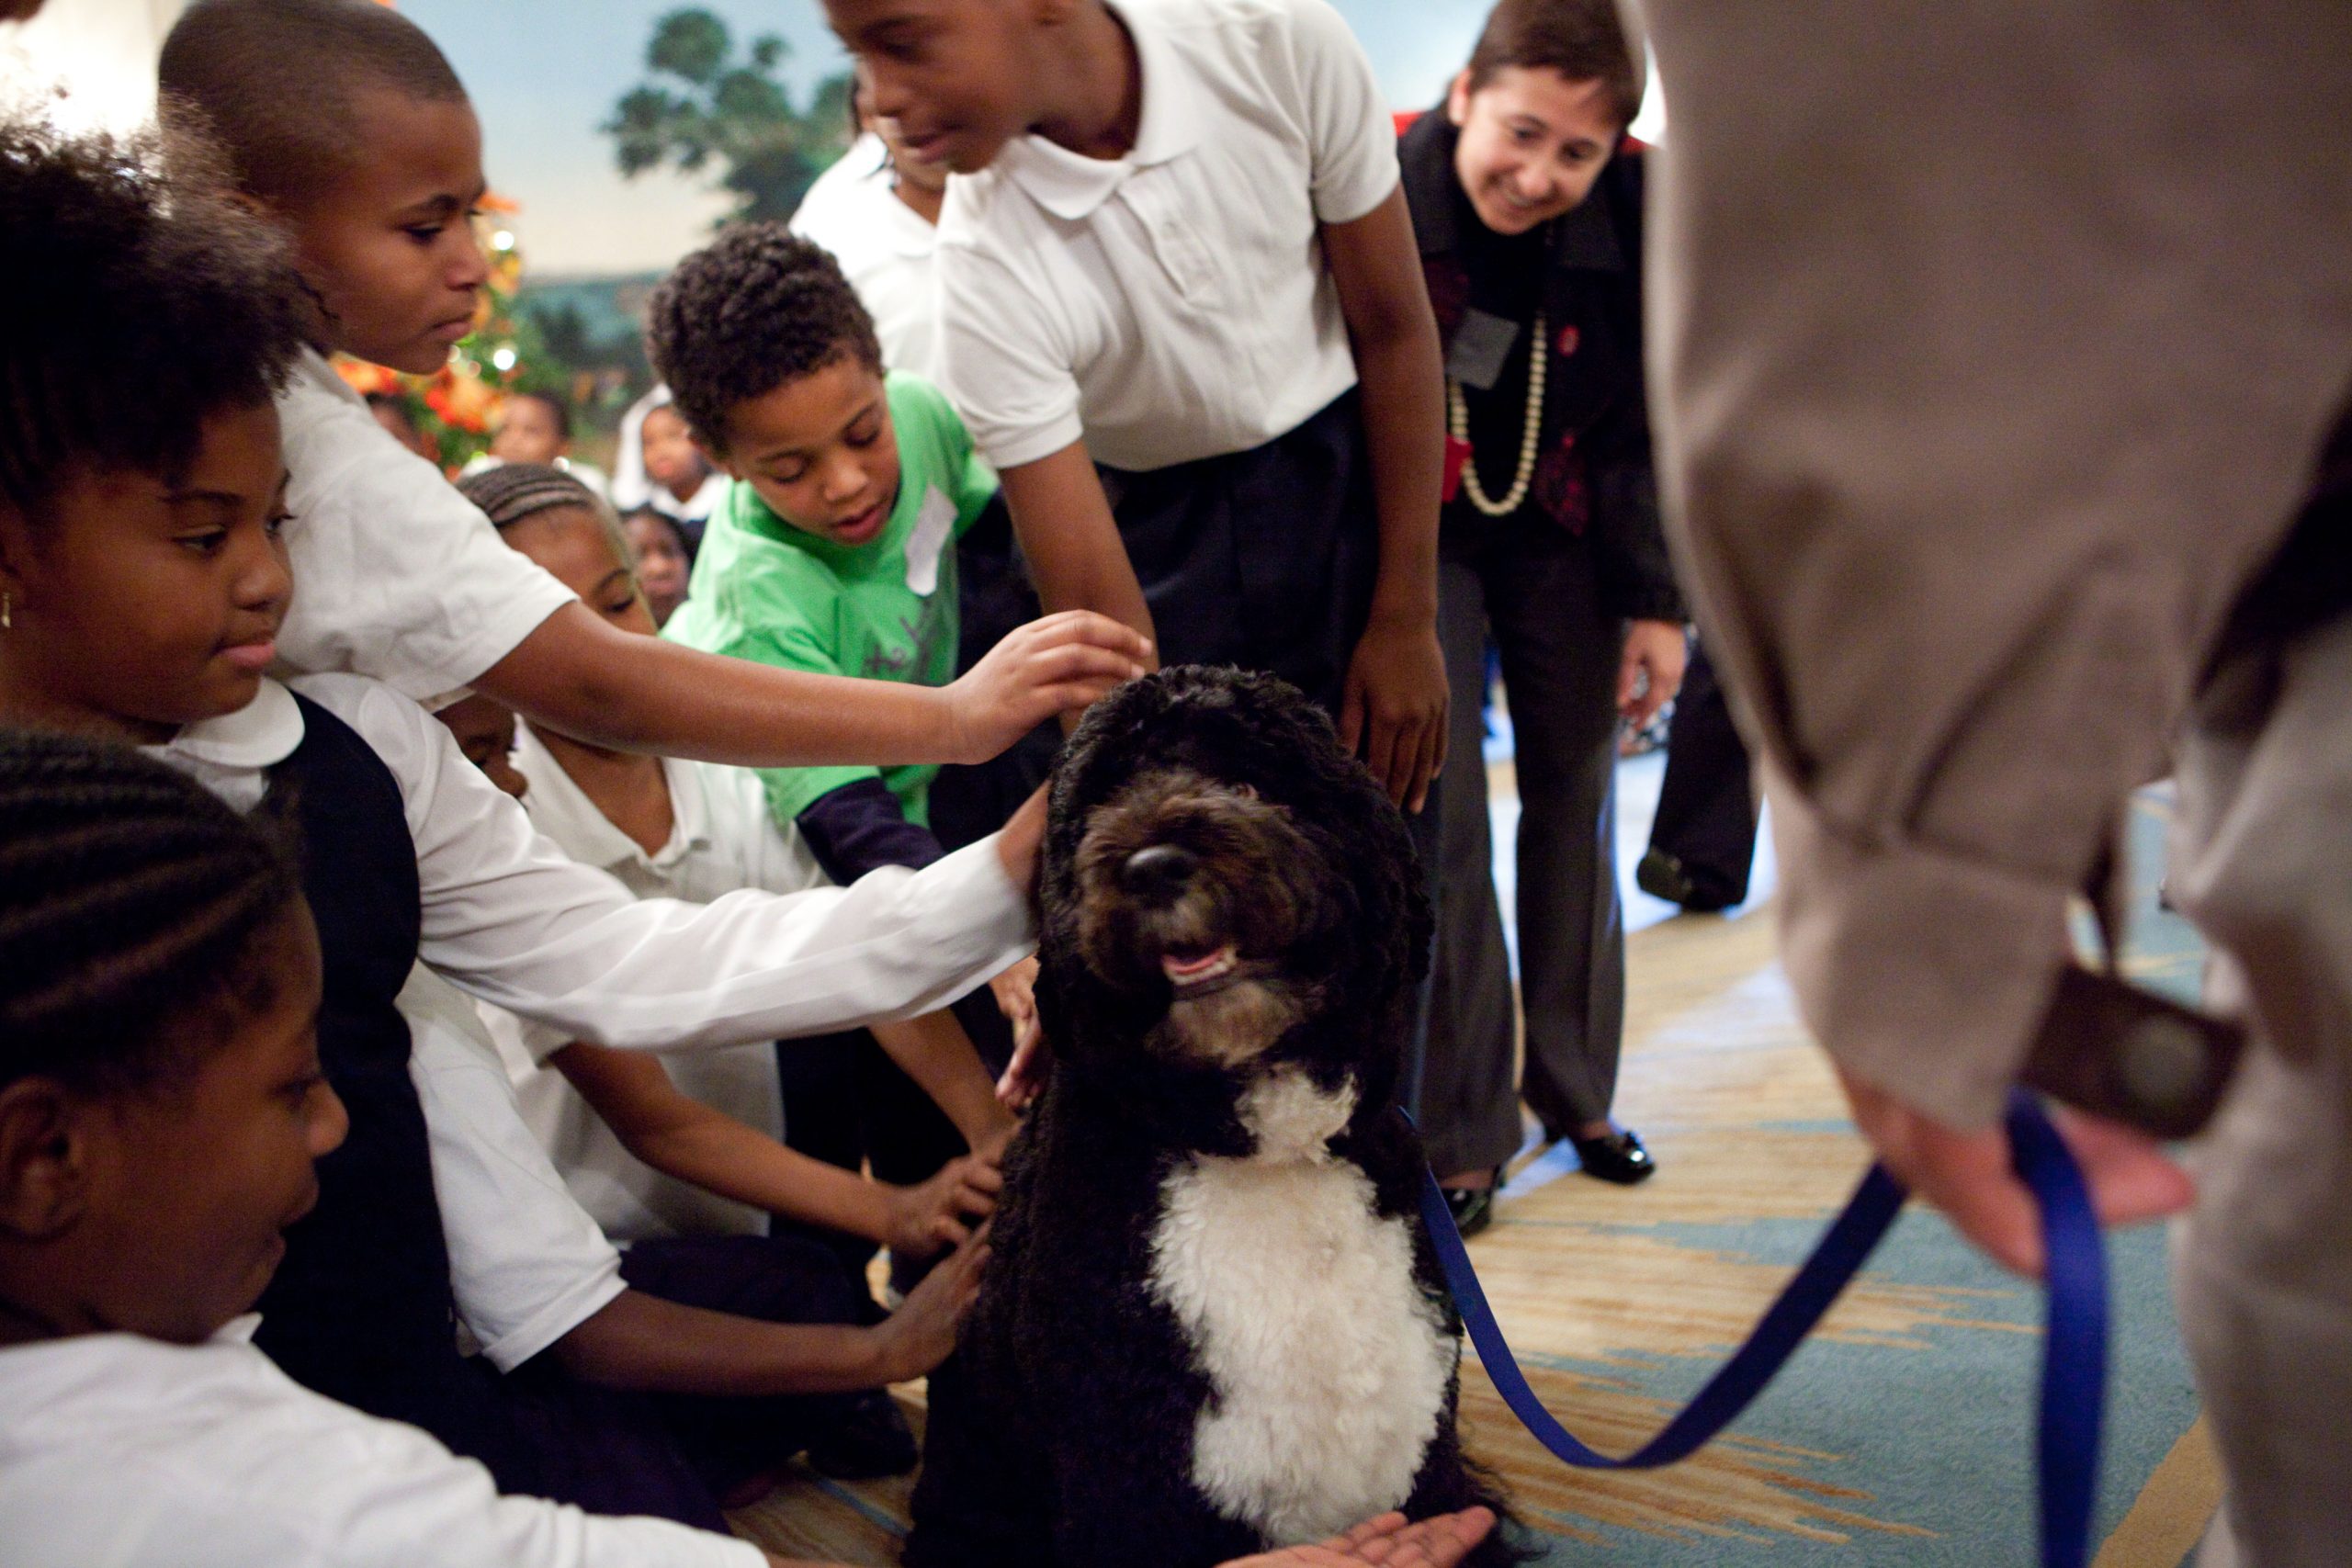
left=662, top=371, right=999, bottom=827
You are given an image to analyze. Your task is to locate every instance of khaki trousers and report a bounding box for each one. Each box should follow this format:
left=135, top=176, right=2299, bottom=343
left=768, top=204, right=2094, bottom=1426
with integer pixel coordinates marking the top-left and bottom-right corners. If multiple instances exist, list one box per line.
left=2173, top=609, right=2352, bottom=1567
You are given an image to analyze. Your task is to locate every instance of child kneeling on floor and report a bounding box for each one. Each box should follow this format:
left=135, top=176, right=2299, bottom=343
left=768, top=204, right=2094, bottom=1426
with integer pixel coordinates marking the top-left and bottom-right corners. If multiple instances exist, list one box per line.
left=445, top=464, right=1007, bottom=1371
left=0, top=733, right=821, bottom=1568
left=651, top=228, right=1035, bottom=1282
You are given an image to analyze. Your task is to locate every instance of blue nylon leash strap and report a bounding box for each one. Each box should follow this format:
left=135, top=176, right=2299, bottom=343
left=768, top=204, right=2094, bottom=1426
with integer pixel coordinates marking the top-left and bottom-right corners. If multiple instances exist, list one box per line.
left=1412, top=1089, right=2108, bottom=1568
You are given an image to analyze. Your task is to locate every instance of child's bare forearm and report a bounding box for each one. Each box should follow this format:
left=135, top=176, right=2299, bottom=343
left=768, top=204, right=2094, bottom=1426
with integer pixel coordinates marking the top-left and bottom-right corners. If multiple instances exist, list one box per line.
left=483, top=603, right=954, bottom=767
left=870, top=1010, right=1016, bottom=1149
left=631, top=1114, right=895, bottom=1241
left=1323, top=191, right=1444, bottom=625
left=483, top=601, right=1147, bottom=770
left=555, top=1042, right=896, bottom=1240
left=1357, top=316, right=1443, bottom=626
left=552, top=1289, right=892, bottom=1395
left=1000, top=446, right=1159, bottom=650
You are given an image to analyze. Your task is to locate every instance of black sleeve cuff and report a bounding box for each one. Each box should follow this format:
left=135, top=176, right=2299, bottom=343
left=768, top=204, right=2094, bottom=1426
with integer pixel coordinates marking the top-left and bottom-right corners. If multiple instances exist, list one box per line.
left=797, top=777, right=945, bottom=886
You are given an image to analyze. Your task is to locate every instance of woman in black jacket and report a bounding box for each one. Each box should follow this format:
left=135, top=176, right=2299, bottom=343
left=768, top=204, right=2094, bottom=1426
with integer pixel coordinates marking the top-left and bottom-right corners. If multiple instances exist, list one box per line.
left=1405, top=0, right=1689, bottom=1226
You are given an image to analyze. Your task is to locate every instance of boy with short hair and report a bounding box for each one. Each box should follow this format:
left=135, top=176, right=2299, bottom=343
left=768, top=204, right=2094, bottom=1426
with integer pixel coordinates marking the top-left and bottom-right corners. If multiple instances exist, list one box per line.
left=825, top=0, right=1449, bottom=815
left=156, top=0, right=1145, bottom=760
left=652, top=226, right=989, bottom=885
left=650, top=227, right=1026, bottom=1247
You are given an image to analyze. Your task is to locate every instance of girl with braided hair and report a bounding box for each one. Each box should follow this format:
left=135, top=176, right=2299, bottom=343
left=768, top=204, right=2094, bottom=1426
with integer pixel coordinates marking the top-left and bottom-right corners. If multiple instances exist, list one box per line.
left=0, top=732, right=815, bottom=1566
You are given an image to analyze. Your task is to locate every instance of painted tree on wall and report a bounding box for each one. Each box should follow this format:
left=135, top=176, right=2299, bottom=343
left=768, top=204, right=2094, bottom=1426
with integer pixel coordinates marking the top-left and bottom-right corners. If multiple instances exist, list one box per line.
left=604, top=7, right=854, bottom=225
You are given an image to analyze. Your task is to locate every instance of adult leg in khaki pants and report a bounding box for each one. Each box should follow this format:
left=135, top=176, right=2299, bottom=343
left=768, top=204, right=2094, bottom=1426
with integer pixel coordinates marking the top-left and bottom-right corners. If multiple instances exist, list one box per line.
left=2172, top=607, right=2352, bottom=1567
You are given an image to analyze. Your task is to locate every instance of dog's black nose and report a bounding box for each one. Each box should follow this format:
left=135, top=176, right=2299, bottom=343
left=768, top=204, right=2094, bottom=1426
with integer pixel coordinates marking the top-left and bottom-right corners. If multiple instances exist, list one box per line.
left=1119, top=843, right=1197, bottom=901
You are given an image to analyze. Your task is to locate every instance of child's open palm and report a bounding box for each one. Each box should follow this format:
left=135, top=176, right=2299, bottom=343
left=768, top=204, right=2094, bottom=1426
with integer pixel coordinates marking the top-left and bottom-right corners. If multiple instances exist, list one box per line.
left=1224, top=1509, right=1498, bottom=1568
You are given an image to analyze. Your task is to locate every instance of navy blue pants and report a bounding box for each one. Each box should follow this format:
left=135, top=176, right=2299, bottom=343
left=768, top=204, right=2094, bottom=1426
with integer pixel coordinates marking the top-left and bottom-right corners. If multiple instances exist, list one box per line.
left=1645, top=637, right=1759, bottom=908
left=483, top=1232, right=868, bottom=1531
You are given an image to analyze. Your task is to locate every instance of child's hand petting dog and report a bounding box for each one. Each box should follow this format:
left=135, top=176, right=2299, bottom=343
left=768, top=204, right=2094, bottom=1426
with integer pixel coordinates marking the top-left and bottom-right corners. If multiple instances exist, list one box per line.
left=1226, top=1509, right=1498, bottom=1568
left=990, top=953, right=1048, bottom=1111
left=886, top=1153, right=1003, bottom=1259
left=947, top=612, right=1151, bottom=764
left=871, top=1224, right=992, bottom=1382
left=995, top=1022, right=1050, bottom=1111
left=989, top=955, right=1041, bottom=1061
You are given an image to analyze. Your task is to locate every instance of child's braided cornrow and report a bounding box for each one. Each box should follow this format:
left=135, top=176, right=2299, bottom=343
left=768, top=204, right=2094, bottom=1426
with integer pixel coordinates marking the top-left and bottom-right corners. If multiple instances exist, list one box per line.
left=0, top=729, right=302, bottom=1096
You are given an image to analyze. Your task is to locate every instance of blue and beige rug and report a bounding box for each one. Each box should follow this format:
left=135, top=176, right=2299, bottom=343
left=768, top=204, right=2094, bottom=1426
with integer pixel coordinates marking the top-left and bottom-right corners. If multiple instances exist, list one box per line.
left=730, top=778, right=2216, bottom=1566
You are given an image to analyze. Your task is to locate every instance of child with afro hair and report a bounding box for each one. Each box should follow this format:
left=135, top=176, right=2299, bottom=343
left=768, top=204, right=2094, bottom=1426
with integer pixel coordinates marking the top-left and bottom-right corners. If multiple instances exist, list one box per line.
left=652, top=226, right=1035, bottom=1290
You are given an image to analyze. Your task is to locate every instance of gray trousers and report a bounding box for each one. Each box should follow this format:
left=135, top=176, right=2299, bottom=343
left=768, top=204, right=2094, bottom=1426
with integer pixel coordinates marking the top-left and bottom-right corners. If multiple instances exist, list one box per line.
left=2176, top=607, right=2352, bottom=1568
left=1421, top=522, right=1625, bottom=1178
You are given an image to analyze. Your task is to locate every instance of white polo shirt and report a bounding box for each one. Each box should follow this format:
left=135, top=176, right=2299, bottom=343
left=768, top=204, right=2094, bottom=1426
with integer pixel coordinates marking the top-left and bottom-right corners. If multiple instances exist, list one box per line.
left=153, top=673, right=1033, bottom=1051
left=401, top=965, right=628, bottom=1373
left=146, top=676, right=1035, bottom=1377
left=0, top=1325, right=761, bottom=1568
left=933, top=0, right=1398, bottom=473
left=485, top=723, right=831, bottom=1245
left=793, top=132, right=946, bottom=379
left=275, top=348, right=578, bottom=709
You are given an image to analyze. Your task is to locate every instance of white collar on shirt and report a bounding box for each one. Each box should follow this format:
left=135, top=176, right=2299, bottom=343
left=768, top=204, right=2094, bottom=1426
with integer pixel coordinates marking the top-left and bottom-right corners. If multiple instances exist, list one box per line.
left=511, top=719, right=710, bottom=878
left=290, top=344, right=366, bottom=409
left=143, top=680, right=305, bottom=813
left=992, top=1, right=1202, bottom=220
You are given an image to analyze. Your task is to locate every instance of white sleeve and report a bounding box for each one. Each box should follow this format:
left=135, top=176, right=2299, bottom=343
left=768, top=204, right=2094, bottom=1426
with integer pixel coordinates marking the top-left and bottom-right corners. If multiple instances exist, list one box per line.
left=0, top=1376, right=763, bottom=1568
left=933, top=236, right=1088, bottom=470
left=275, top=358, right=577, bottom=703
left=401, top=967, right=626, bottom=1373
left=293, top=674, right=1035, bottom=1053
left=1281, top=0, right=1399, bottom=225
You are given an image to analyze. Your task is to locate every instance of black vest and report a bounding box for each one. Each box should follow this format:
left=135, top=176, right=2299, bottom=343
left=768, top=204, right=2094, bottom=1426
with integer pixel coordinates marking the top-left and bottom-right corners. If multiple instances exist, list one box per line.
left=250, top=696, right=505, bottom=1454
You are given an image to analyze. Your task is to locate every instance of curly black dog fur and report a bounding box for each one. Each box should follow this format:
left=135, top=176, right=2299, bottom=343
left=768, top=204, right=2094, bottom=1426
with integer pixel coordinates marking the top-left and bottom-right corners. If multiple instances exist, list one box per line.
left=907, top=667, right=1514, bottom=1568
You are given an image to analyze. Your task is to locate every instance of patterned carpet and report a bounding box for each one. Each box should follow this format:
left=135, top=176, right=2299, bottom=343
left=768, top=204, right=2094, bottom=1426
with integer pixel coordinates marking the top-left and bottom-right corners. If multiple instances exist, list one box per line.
left=729, top=776, right=2217, bottom=1566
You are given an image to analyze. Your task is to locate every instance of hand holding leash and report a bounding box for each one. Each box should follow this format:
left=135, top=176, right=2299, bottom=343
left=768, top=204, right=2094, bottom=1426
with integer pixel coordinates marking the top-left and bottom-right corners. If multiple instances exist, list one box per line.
left=1837, top=1066, right=2191, bottom=1278
left=1419, top=1091, right=2110, bottom=1567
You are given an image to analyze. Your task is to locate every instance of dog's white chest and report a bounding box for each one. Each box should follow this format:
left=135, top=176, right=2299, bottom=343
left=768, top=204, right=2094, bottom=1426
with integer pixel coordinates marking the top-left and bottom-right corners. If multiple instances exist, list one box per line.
left=1145, top=1074, right=1455, bottom=1546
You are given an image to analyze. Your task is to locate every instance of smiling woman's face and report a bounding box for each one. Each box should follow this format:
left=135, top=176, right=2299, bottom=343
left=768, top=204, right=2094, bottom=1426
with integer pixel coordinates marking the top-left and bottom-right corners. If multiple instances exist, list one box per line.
left=1446, top=66, right=1623, bottom=237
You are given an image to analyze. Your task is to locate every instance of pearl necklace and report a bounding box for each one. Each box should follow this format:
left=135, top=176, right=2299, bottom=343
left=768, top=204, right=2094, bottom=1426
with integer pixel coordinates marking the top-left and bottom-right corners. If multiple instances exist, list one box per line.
left=1447, top=308, right=1547, bottom=518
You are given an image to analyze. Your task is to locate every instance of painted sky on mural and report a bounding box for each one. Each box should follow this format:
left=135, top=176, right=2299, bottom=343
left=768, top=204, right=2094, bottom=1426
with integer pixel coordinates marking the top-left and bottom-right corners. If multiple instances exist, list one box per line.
left=399, top=1, right=1488, bottom=275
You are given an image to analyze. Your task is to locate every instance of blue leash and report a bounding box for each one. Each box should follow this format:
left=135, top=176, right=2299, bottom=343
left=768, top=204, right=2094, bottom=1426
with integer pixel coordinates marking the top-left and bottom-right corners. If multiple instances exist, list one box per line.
left=1414, top=1089, right=2109, bottom=1566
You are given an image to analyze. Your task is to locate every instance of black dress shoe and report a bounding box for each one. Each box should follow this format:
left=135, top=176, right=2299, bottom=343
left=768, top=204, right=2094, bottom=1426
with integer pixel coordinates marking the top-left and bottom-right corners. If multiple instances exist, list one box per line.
left=1635, top=847, right=1697, bottom=906
left=807, top=1388, right=919, bottom=1479
left=1439, top=1169, right=1503, bottom=1239
left=1637, top=848, right=1736, bottom=912
left=1570, top=1128, right=1657, bottom=1186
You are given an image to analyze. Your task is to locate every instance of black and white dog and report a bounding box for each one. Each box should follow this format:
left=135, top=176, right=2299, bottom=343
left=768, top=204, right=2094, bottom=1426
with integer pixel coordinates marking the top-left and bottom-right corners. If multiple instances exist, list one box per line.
left=907, top=666, right=1512, bottom=1568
